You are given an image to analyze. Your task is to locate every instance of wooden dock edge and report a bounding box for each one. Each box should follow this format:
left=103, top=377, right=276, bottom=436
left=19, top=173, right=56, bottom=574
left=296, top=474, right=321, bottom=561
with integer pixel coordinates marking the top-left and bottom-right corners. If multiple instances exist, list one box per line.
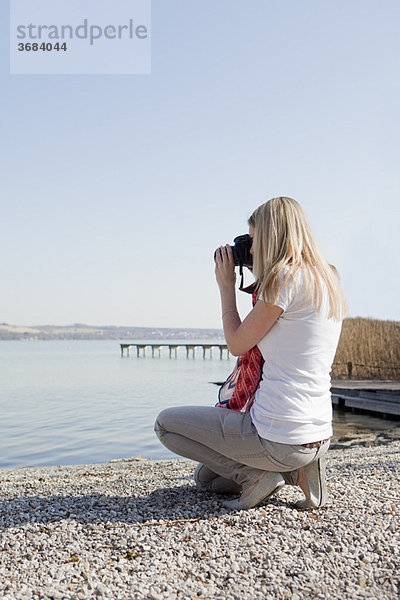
left=331, top=382, right=400, bottom=417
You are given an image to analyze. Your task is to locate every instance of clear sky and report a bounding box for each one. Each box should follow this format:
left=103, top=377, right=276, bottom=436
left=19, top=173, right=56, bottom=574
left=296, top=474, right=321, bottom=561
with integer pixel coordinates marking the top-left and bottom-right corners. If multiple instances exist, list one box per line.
left=1, top=0, right=399, bottom=329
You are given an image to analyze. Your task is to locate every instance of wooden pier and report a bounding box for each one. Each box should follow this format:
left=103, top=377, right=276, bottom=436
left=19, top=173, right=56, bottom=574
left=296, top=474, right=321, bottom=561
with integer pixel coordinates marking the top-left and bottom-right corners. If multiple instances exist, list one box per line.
left=120, top=343, right=230, bottom=359
left=331, top=380, right=400, bottom=417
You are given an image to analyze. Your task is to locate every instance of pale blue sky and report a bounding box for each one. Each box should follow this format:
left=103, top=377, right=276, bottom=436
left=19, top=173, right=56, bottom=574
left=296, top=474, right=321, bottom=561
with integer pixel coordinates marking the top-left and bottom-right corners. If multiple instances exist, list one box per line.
left=1, top=0, right=399, bottom=328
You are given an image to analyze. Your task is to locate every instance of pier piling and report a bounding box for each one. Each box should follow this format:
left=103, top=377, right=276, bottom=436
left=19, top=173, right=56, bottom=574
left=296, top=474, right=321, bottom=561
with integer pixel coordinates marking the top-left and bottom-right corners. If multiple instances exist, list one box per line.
left=120, top=343, right=230, bottom=359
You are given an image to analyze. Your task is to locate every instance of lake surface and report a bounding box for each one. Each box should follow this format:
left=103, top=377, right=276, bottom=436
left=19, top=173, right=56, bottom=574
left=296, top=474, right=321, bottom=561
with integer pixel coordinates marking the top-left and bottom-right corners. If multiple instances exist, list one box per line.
left=0, top=340, right=392, bottom=469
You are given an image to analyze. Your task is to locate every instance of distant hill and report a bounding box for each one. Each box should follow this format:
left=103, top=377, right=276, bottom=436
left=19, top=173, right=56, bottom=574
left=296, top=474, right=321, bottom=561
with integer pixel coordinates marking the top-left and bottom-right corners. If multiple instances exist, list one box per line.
left=0, top=323, right=224, bottom=341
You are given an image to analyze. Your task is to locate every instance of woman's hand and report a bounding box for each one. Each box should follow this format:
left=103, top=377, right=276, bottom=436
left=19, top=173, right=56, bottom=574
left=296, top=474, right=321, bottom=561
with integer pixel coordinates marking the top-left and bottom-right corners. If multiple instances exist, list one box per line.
left=214, top=244, right=282, bottom=356
left=214, top=245, right=236, bottom=290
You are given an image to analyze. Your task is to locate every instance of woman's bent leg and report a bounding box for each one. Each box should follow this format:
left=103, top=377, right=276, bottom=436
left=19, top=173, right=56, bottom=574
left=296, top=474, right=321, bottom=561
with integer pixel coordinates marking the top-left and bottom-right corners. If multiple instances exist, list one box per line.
left=155, top=410, right=262, bottom=489
left=155, top=406, right=275, bottom=489
left=155, top=406, right=319, bottom=491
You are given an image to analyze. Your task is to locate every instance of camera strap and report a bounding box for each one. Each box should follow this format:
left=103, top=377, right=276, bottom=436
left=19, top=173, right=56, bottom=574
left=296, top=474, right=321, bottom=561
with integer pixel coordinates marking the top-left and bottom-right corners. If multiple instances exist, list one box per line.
left=238, top=267, right=257, bottom=294
left=238, top=265, right=245, bottom=291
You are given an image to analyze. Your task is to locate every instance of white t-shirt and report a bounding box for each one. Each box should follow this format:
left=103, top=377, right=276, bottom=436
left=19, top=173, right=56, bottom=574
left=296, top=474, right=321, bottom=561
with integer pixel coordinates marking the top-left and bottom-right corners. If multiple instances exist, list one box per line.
left=250, top=269, right=342, bottom=444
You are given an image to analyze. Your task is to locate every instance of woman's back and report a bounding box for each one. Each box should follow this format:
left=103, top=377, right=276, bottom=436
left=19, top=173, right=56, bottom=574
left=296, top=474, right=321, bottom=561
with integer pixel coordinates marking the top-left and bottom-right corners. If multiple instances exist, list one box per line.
left=251, top=269, right=342, bottom=444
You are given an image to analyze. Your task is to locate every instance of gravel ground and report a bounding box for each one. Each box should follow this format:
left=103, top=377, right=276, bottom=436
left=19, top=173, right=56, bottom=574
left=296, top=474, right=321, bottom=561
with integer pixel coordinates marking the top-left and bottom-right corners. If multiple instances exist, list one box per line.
left=0, top=439, right=399, bottom=600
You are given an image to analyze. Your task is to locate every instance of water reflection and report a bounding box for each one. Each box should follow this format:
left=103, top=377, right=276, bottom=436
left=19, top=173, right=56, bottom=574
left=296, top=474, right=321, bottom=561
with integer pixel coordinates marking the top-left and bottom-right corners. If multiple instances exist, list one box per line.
left=332, top=407, right=396, bottom=441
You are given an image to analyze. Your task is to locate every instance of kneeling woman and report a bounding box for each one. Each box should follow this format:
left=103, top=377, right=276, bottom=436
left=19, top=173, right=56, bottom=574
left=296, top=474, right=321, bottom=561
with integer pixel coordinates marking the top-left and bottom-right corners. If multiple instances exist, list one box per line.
left=155, top=197, right=347, bottom=510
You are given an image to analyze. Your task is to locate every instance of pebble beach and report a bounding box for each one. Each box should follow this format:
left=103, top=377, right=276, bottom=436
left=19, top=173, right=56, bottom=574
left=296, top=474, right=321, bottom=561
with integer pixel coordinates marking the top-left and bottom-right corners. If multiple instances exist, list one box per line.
left=1, top=433, right=399, bottom=600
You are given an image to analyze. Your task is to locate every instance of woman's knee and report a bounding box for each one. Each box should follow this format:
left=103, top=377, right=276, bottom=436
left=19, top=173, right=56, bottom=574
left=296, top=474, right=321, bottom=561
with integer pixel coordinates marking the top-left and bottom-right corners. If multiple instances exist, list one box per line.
left=154, top=408, right=168, bottom=438
left=154, top=407, right=181, bottom=439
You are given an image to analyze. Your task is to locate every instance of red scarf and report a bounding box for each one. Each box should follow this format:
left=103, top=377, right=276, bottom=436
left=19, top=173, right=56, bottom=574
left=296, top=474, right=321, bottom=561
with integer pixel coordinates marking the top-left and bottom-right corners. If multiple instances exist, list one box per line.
left=216, top=288, right=264, bottom=412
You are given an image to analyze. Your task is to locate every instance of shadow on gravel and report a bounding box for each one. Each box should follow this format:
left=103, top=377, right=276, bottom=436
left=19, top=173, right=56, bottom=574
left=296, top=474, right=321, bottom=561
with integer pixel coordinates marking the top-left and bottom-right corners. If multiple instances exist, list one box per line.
left=0, top=483, right=290, bottom=529
left=0, top=485, right=221, bottom=529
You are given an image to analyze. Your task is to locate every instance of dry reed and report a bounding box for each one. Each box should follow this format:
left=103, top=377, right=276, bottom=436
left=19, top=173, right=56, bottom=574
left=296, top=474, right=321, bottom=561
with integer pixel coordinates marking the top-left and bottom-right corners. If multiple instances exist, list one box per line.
left=332, top=317, right=400, bottom=380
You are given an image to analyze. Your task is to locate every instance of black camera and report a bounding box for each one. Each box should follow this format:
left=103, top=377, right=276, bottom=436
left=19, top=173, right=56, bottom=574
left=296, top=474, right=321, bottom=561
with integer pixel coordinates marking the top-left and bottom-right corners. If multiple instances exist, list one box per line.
left=214, top=234, right=253, bottom=269
left=231, top=234, right=253, bottom=269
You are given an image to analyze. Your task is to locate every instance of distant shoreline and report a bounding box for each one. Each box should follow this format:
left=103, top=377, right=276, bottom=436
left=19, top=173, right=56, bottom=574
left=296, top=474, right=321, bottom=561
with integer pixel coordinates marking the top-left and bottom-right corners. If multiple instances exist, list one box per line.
left=0, top=323, right=224, bottom=342
left=2, top=318, right=400, bottom=382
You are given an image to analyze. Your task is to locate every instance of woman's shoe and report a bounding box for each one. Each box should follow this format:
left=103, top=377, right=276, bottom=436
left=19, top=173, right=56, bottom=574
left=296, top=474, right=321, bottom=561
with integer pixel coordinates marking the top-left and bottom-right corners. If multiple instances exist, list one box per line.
left=224, top=472, right=285, bottom=511
left=194, top=464, right=216, bottom=490
left=294, top=456, right=328, bottom=509
left=194, top=464, right=241, bottom=495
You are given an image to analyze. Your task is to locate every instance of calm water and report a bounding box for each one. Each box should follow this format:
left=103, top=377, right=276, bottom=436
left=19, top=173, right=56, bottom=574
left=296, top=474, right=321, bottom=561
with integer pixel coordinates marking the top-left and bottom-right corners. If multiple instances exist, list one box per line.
left=0, top=341, right=392, bottom=469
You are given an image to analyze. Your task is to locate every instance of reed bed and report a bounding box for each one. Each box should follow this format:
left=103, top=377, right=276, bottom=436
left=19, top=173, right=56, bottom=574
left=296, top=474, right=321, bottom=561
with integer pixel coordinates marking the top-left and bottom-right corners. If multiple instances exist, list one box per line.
left=332, top=317, right=400, bottom=380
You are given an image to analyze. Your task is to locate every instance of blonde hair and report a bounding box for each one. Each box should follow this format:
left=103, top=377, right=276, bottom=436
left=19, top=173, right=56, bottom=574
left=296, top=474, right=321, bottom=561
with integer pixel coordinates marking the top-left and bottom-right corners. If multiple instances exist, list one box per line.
left=248, top=197, right=347, bottom=321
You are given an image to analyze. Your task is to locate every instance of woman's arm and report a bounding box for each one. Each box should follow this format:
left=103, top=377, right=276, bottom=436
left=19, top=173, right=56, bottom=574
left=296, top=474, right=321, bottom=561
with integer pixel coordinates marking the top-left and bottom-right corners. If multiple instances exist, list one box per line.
left=215, top=245, right=283, bottom=356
